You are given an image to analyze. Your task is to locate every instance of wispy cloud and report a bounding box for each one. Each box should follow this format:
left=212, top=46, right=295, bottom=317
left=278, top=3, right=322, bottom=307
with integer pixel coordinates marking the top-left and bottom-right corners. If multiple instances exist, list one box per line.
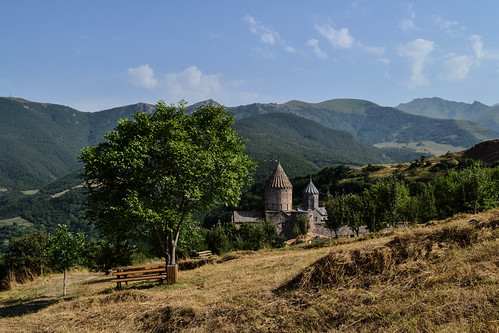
left=306, top=39, right=327, bottom=59
left=470, top=35, right=499, bottom=62
left=397, top=38, right=435, bottom=87
left=359, top=44, right=385, bottom=57
left=433, top=15, right=461, bottom=34
left=400, top=4, right=416, bottom=31
left=441, top=54, right=473, bottom=81
left=243, top=15, right=295, bottom=54
left=439, top=35, right=499, bottom=82
left=314, top=23, right=354, bottom=49
left=127, top=64, right=157, bottom=88
left=400, top=13, right=416, bottom=31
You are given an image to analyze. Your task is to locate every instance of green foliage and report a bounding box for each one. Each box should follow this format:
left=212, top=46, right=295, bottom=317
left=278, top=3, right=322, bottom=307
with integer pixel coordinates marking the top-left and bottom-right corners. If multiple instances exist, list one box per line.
left=80, top=239, right=134, bottom=271
left=294, top=214, right=310, bottom=238
left=176, top=219, right=207, bottom=259
left=205, top=221, right=284, bottom=255
left=324, top=164, right=499, bottom=234
left=45, top=224, right=85, bottom=295
left=205, top=223, right=235, bottom=255
left=325, top=195, right=344, bottom=238
left=434, top=166, right=499, bottom=217
left=79, top=101, right=256, bottom=265
left=45, top=224, right=85, bottom=273
left=3, top=230, right=49, bottom=283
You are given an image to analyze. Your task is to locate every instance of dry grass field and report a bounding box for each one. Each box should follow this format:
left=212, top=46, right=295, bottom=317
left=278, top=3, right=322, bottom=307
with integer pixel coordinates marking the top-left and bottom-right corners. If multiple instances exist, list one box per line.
left=0, top=209, right=497, bottom=332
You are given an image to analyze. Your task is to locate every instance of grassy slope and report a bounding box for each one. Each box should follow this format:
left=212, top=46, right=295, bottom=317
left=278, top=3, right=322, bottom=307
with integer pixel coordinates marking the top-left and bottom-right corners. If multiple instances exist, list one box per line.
left=1, top=209, right=497, bottom=332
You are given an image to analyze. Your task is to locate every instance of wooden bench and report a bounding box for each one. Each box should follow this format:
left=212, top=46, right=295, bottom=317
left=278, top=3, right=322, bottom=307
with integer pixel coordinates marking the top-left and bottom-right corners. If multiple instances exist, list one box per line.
left=111, top=263, right=167, bottom=289
left=194, top=250, right=213, bottom=259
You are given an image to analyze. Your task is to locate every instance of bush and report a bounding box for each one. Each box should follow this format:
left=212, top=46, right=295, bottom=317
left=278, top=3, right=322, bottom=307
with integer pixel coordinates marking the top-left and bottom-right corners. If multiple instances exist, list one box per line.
left=81, top=239, right=134, bottom=271
left=294, top=215, right=310, bottom=238
left=205, top=223, right=235, bottom=255
left=3, top=230, right=49, bottom=283
left=205, top=220, right=284, bottom=255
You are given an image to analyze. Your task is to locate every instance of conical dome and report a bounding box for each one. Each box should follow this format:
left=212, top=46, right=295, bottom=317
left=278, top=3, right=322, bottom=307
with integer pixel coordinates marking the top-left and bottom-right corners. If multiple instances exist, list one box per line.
left=267, top=163, right=293, bottom=189
left=302, top=178, right=319, bottom=211
left=303, top=180, right=319, bottom=194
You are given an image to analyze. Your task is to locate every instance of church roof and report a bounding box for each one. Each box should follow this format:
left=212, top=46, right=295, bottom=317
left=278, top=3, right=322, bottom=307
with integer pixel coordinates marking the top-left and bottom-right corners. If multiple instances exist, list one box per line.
left=303, top=179, right=319, bottom=194
left=267, top=163, right=293, bottom=189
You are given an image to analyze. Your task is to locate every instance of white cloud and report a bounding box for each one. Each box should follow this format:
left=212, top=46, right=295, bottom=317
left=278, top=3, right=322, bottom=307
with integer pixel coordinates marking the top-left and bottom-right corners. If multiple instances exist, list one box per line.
left=400, top=11, right=416, bottom=31
left=398, top=38, right=435, bottom=87
left=127, top=64, right=157, bottom=88
left=439, top=36, right=499, bottom=82
left=471, top=35, right=484, bottom=60
left=470, top=35, right=499, bottom=62
left=441, top=54, right=473, bottom=81
left=124, top=65, right=265, bottom=106
left=315, top=24, right=354, bottom=49
left=433, top=15, right=460, bottom=34
left=164, top=66, right=222, bottom=101
left=243, top=15, right=295, bottom=53
left=306, top=39, right=327, bottom=59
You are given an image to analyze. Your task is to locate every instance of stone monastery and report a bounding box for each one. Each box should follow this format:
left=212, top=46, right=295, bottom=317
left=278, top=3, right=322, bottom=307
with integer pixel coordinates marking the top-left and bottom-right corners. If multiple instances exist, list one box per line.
left=232, top=162, right=332, bottom=239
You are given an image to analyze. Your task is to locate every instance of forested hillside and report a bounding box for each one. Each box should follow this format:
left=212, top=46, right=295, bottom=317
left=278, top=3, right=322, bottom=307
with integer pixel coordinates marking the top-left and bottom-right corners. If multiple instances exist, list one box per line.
left=234, top=113, right=389, bottom=180
left=1, top=97, right=496, bottom=191
left=0, top=98, right=154, bottom=190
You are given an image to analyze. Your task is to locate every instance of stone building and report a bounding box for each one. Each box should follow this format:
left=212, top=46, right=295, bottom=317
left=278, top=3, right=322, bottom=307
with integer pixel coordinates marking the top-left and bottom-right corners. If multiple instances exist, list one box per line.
left=233, top=162, right=331, bottom=239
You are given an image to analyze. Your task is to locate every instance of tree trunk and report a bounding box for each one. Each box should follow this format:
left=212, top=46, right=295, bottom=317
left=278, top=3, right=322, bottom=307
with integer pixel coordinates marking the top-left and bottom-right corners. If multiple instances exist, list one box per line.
left=63, top=269, right=67, bottom=296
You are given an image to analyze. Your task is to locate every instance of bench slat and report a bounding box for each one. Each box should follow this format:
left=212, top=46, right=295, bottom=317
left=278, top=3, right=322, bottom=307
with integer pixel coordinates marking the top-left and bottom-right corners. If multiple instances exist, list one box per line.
left=111, top=274, right=167, bottom=283
left=112, top=268, right=167, bottom=276
left=113, top=263, right=166, bottom=271
left=195, top=250, right=213, bottom=259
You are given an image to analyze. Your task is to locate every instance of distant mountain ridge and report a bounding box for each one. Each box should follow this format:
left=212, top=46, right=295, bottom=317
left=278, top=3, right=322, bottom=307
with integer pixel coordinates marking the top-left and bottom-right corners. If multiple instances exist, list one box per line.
left=0, top=96, right=497, bottom=190
left=229, top=98, right=497, bottom=157
left=396, top=97, right=499, bottom=132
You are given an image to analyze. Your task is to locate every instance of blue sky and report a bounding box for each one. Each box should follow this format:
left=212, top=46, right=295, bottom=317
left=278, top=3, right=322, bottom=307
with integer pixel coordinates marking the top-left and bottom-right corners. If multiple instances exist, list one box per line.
left=2, top=1, right=499, bottom=111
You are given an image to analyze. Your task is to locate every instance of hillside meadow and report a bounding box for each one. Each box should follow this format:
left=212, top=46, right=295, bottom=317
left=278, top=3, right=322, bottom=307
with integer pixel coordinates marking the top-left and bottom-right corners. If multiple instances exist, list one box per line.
left=0, top=208, right=497, bottom=332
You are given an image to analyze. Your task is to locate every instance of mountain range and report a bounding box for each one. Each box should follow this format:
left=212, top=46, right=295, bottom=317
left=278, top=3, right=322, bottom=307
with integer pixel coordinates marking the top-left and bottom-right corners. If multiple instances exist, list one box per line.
left=396, top=97, right=499, bottom=132
left=0, top=96, right=497, bottom=190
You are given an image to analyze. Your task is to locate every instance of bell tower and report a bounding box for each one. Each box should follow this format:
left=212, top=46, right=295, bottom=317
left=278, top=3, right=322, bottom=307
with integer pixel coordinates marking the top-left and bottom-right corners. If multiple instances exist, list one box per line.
left=303, top=178, right=319, bottom=211
left=265, top=163, right=293, bottom=211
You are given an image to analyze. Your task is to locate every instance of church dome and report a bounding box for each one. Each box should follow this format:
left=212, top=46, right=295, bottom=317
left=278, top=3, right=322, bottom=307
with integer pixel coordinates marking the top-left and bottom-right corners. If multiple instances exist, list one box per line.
left=303, top=180, right=319, bottom=194
left=267, top=163, right=293, bottom=189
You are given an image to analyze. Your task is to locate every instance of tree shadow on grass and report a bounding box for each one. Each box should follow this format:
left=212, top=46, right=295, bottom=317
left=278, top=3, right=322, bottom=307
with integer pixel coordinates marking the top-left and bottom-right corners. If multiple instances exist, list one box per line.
left=0, top=296, right=59, bottom=318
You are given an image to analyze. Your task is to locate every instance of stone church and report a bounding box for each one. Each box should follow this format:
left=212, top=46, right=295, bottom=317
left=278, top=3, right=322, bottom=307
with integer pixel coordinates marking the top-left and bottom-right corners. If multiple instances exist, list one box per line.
left=232, top=162, right=332, bottom=239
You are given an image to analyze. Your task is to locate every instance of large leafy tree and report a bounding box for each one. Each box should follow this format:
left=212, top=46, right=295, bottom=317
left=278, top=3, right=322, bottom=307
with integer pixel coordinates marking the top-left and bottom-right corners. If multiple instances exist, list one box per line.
left=79, top=101, right=255, bottom=268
